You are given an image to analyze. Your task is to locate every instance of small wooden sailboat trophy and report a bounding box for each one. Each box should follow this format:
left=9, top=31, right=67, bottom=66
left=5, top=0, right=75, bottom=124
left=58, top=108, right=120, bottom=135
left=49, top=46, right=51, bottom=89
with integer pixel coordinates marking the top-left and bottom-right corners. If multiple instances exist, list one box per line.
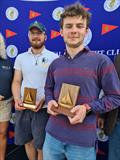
left=51, top=83, right=80, bottom=118
left=23, top=87, right=37, bottom=111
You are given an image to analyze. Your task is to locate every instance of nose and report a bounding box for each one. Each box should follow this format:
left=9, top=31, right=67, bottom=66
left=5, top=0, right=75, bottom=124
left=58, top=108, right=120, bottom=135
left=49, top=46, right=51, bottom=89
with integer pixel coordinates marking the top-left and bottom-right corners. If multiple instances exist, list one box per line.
left=71, top=25, right=77, bottom=33
left=33, top=33, right=39, bottom=37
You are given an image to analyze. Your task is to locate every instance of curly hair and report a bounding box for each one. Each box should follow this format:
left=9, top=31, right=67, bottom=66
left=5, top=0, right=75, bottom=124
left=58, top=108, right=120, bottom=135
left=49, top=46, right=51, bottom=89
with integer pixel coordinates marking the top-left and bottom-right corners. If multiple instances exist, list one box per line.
left=0, top=33, right=7, bottom=59
left=60, top=2, right=91, bottom=29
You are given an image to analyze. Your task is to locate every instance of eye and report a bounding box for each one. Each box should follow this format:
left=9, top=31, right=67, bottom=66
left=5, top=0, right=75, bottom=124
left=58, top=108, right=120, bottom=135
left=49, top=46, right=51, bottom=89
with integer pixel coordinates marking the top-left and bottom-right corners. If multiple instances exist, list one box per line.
left=30, top=32, right=42, bottom=36
left=65, top=24, right=72, bottom=29
left=76, top=25, right=85, bottom=29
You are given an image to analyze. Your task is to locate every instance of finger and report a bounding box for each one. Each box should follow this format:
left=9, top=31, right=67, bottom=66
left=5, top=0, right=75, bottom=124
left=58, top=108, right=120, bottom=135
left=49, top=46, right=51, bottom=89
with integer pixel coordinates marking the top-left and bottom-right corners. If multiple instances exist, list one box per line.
left=15, top=106, right=26, bottom=111
left=47, top=108, right=56, bottom=115
left=68, top=117, right=83, bottom=125
left=47, top=107, right=58, bottom=116
left=0, top=95, right=4, bottom=97
left=52, top=101, right=58, bottom=107
left=70, top=106, right=80, bottom=113
left=0, top=95, right=5, bottom=100
left=68, top=114, right=80, bottom=123
left=68, top=111, right=86, bottom=124
left=35, top=106, right=41, bottom=112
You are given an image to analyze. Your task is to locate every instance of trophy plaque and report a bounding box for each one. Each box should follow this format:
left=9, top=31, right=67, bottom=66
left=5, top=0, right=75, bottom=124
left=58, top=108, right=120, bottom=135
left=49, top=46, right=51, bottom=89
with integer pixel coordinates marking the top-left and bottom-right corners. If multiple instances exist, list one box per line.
left=23, top=87, right=37, bottom=111
left=51, top=83, right=80, bottom=118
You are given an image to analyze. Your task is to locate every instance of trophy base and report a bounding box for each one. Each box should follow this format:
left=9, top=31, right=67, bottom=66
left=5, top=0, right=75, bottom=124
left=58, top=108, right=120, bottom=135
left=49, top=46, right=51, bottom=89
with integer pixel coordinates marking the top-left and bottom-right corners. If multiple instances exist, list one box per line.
left=23, top=103, right=37, bottom=111
left=51, top=105, right=75, bottom=118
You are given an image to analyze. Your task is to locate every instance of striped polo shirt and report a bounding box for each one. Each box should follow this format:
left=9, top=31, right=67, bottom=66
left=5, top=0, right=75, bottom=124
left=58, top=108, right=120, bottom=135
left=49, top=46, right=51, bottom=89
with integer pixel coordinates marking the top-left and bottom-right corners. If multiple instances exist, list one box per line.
left=45, top=48, right=120, bottom=147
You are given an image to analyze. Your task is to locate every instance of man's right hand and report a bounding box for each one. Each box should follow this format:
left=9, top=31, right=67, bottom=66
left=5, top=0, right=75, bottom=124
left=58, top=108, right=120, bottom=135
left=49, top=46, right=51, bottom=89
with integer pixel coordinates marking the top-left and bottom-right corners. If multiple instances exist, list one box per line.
left=47, top=100, right=59, bottom=116
left=15, top=98, right=26, bottom=111
left=0, top=95, right=5, bottom=101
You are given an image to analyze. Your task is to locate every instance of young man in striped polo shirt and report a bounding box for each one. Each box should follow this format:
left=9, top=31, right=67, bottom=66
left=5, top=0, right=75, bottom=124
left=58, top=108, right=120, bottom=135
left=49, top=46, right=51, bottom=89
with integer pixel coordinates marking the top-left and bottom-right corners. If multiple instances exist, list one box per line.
left=43, top=2, right=120, bottom=160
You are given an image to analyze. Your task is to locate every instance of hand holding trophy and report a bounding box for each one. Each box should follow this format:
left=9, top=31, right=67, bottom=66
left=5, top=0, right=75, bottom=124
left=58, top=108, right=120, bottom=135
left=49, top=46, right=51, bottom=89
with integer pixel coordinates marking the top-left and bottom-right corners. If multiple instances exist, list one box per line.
left=51, top=83, right=80, bottom=118
left=0, top=95, right=5, bottom=101
left=23, top=87, right=37, bottom=111
left=34, top=97, right=45, bottom=112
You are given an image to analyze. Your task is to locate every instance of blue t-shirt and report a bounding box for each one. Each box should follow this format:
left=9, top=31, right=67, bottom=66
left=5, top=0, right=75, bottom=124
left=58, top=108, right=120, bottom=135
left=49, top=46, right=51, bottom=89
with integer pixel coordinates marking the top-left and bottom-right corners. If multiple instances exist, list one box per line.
left=0, top=58, right=13, bottom=100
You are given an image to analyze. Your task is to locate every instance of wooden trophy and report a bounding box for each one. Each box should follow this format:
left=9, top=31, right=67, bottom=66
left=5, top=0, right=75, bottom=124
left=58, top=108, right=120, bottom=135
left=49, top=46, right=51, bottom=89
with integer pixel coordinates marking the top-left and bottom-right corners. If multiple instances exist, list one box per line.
left=23, top=87, right=37, bottom=111
left=51, top=83, right=80, bottom=118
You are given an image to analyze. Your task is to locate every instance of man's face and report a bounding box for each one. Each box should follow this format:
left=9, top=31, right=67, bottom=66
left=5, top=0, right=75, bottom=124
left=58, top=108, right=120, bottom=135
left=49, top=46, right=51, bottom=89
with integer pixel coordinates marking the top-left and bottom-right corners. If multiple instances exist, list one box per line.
left=60, top=16, right=88, bottom=48
left=28, top=28, right=46, bottom=49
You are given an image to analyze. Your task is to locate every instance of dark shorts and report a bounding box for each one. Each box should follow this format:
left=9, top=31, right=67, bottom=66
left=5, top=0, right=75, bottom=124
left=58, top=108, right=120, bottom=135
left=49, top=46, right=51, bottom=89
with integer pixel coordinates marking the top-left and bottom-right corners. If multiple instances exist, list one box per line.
left=15, top=108, right=49, bottom=149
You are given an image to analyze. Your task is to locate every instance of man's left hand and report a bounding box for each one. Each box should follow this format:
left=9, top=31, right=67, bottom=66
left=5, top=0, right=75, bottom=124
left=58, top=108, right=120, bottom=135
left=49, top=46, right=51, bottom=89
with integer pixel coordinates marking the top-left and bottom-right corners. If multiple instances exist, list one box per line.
left=34, top=97, right=45, bottom=112
left=68, top=105, right=87, bottom=125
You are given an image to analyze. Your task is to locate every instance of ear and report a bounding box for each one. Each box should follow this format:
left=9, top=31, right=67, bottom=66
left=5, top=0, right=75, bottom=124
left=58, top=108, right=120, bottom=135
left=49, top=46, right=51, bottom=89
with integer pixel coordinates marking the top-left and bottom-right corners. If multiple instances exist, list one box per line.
left=60, top=29, right=63, bottom=37
left=45, top=34, right=47, bottom=41
left=28, top=31, right=30, bottom=38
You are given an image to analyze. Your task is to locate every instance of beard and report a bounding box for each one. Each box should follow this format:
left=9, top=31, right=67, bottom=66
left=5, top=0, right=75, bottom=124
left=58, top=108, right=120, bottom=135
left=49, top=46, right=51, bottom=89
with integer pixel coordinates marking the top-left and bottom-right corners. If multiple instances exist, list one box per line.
left=30, top=39, right=45, bottom=49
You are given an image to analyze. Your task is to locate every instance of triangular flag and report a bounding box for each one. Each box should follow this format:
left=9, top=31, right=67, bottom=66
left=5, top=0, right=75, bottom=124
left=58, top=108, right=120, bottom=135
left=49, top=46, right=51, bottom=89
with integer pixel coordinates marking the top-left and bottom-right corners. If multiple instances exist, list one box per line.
left=6, top=29, right=17, bottom=38
left=102, top=24, right=118, bottom=35
left=9, top=131, right=15, bottom=138
left=51, top=30, right=61, bottom=39
left=29, top=10, right=41, bottom=19
left=84, top=8, right=90, bottom=11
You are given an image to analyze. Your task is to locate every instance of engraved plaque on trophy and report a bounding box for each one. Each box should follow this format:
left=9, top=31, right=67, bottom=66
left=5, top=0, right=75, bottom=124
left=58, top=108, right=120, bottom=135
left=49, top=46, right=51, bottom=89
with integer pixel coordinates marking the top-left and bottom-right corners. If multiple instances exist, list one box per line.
left=51, top=83, right=80, bottom=118
left=23, top=87, right=37, bottom=111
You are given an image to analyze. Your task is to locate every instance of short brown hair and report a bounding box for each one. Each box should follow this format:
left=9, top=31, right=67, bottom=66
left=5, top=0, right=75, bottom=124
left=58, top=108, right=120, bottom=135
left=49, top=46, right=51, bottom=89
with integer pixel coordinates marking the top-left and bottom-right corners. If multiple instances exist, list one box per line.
left=60, top=2, right=91, bottom=29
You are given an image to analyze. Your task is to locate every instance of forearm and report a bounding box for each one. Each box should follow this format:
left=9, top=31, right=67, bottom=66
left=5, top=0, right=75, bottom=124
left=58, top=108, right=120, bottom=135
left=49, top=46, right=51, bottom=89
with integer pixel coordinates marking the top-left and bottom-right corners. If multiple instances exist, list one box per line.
left=88, top=94, right=120, bottom=113
left=12, top=81, right=21, bottom=101
left=91, top=58, right=120, bottom=113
